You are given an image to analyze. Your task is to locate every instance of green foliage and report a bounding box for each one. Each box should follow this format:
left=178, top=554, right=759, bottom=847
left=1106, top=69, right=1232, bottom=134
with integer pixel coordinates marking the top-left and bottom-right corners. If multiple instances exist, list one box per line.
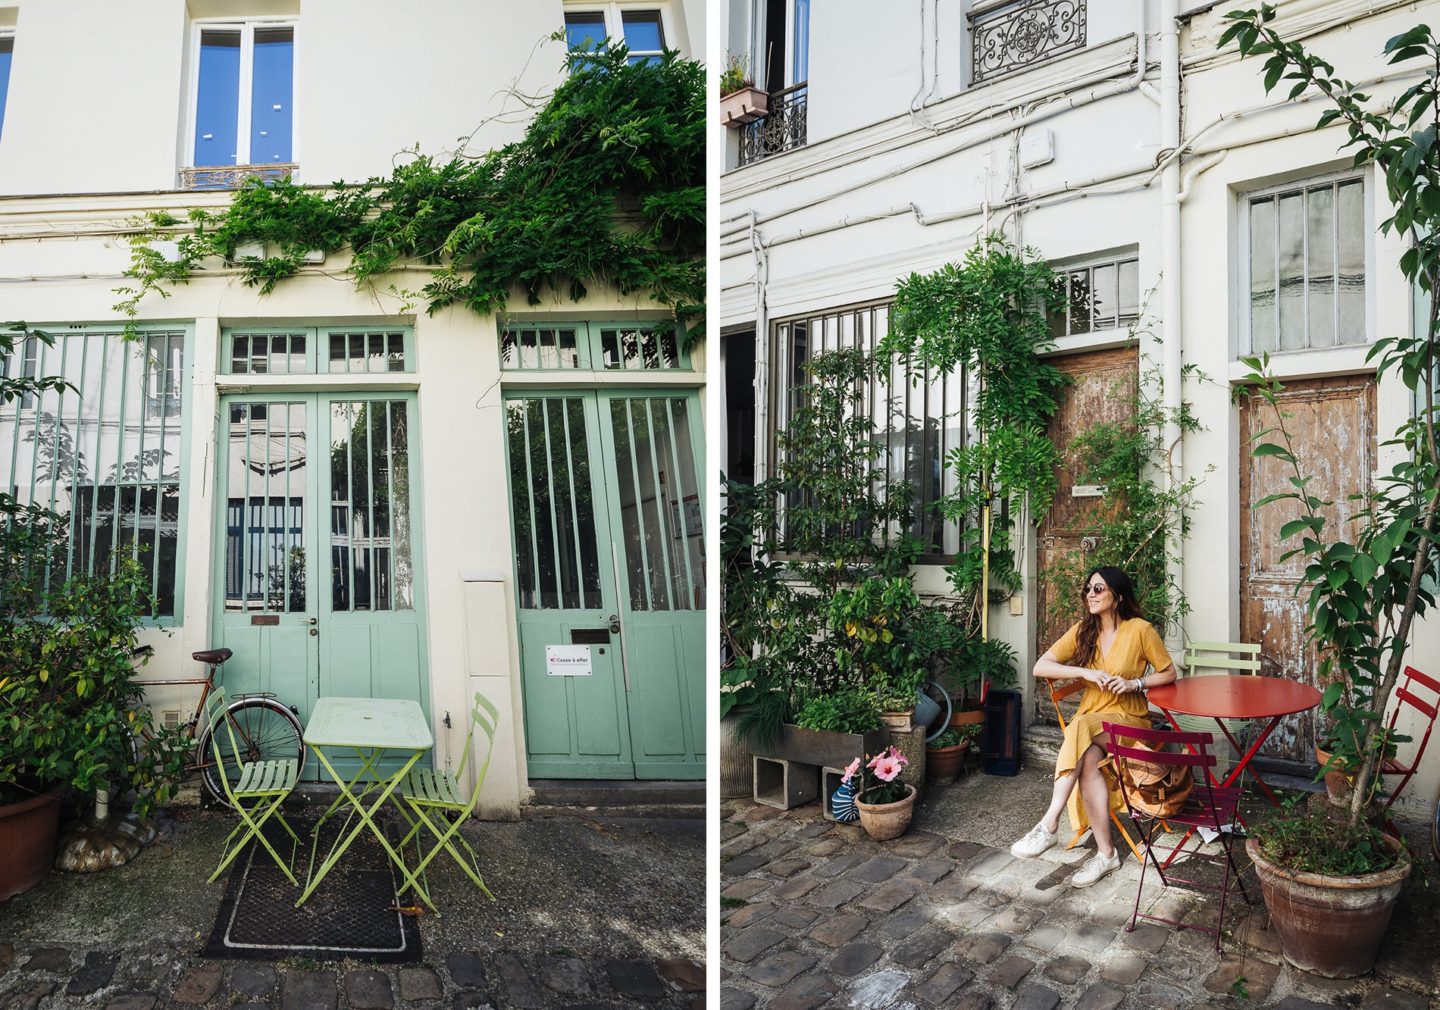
left=1223, top=7, right=1440, bottom=833
left=929, top=723, right=981, bottom=749
left=792, top=686, right=883, bottom=734
left=115, top=43, right=704, bottom=345
left=1043, top=354, right=1208, bottom=639
left=1255, top=797, right=1404, bottom=876
left=937, top=635, right=1018, bottom=709
left=721, top=348, right=957, bottom=745
left=0, top=554, right=178, bottom=815
left=881, top=234, right=1069, bottom=631
left=720, top=53, right=752, bottom=94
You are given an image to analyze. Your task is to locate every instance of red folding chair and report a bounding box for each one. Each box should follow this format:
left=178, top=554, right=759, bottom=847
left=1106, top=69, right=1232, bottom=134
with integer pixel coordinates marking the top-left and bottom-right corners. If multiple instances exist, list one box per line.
left=1103, top=721, right=1252, bottom=953
left=1379, top=666, right=1440, bottom=815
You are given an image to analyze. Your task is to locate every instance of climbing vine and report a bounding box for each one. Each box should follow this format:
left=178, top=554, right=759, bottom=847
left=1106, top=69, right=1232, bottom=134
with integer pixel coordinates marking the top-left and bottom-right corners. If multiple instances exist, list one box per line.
left=1042, top=351, right=1208, bottom=639
left=114, top=43, right=704, bottom=343
left=879, top=234, right=1070, bottom=629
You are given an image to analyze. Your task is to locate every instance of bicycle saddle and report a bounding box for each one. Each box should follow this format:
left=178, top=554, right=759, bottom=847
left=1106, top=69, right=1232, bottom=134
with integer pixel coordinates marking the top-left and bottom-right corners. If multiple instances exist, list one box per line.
left=192, top=648, right=233, bottom=665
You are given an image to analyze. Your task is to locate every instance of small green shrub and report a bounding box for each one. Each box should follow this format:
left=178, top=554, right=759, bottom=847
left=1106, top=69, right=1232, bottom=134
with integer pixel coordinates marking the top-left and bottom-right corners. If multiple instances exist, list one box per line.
left=1254, top=799, right=1403, bottom=876
left=793, top=687, right=882, bottom=734
left=928, top=723, right=980, bottom=750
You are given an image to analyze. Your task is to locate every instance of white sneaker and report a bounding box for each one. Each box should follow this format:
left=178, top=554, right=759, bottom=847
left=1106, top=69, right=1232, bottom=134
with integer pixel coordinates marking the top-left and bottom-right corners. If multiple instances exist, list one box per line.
left=1009, top=823, right=1057, bottom=858
left=1072, top=851, right=1122, bottom=888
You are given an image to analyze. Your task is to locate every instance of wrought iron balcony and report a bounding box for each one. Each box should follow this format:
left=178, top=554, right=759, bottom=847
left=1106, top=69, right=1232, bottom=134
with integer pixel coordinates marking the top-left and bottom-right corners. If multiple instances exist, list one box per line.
left=738, top=83, right=808, bottom=167
left=970, top=0, right=1086, bottom=86
left=179, top=163, right=297, bottom=191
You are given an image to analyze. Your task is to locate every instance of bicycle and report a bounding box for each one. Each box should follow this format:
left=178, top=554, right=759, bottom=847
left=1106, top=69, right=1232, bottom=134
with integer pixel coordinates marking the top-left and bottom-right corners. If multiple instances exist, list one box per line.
left=127, top=646, right=306, bottom=804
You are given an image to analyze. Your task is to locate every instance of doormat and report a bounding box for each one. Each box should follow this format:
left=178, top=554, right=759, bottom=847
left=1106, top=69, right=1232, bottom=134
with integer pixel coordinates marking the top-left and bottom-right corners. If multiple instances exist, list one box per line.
left=203, top=812, right=422, bottom=963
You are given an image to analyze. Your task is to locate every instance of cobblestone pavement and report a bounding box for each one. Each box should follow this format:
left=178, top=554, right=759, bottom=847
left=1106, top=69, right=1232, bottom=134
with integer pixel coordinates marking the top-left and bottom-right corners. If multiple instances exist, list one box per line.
left=720, top=770, right=1439, bottom=1010
left=0, top=804, right=705, bottom=1010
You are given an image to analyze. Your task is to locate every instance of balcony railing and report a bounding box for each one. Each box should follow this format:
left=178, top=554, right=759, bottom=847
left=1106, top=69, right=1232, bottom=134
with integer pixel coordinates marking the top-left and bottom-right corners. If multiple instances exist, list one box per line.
left=179, top=163, right=297, bottom=191
left=739, top=83, right=808, bottom=167
left=970, top=0, right=1086, bottom=85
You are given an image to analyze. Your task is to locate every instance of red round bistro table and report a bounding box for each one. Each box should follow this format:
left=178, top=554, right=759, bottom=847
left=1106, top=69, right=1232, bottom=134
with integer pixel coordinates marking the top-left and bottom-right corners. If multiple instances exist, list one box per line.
left=1147, top=674, right=1322, bottom=807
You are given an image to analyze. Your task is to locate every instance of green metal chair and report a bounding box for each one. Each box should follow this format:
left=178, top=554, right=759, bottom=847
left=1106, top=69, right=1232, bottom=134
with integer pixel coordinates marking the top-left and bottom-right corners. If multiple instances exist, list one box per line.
left=395, top=692, right=499, bottom=911
left=1177, top=641, right=1264, bottom=777
left=204, top=687, right=301, bottom=885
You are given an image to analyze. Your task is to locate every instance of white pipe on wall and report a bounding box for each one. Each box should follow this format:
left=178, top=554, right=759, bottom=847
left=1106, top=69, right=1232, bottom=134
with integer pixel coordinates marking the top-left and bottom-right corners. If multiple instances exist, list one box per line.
left=1160, top=0, right=1183, bottom=645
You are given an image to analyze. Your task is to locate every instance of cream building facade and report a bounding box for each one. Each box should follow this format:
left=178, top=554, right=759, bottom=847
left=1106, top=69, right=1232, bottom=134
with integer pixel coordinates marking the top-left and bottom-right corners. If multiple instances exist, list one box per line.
left=0, top=0, right=706, bottom=817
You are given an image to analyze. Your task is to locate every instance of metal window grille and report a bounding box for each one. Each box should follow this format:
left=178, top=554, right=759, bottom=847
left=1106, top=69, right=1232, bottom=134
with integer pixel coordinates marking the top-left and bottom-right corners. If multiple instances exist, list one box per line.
left=0, top=329, right=186, bottom=617
left=328, top=332, right=407, bottom=374
left=768, top=303, right=968, bottom=558
left=499, top=323, right=685, bottom=371
left=1048, top=256, right=1141, bottom=339
left=738, top=83, right=808, bottom=166
left=970, top=0, right=1087, bottom=86
left=1247, top=177, right=1367, bottom=353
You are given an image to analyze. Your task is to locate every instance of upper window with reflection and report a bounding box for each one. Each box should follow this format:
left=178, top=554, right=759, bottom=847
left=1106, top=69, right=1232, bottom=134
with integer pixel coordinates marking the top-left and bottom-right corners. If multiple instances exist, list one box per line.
left=1049, top=255, right=1140, bottom=339
left=186, top=20, right=295, bottom=189
left=563, top=5, right=669, bottom=65
left=1244, top=174, right=1367, bottom=354
left=501, top=321, right=688, bottom=371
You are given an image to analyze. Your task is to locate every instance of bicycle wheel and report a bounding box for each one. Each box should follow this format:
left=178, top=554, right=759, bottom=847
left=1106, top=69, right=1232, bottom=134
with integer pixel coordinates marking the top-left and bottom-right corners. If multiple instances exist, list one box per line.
left=197, top=698, right=306, bottom=804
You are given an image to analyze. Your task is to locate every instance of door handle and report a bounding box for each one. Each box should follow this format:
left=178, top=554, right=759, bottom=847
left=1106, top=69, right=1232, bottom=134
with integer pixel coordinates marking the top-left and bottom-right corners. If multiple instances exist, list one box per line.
left=608, top=614, right=622, bottom=635
left=307, top=617, right=317, bottom=626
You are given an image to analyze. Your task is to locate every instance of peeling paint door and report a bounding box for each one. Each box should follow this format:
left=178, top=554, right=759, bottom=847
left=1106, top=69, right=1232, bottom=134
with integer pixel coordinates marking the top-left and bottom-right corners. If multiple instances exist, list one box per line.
left=1034, top=347, right=1138, bottom=719
left=1239, top=375, right=1375, bottom=762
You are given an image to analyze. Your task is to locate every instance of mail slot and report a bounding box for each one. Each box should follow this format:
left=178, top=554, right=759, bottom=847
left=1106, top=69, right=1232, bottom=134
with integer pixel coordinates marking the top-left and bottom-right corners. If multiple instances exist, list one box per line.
left=251, top=615, right=279, bottom=626
left=571, top=628, right=609, bottom=645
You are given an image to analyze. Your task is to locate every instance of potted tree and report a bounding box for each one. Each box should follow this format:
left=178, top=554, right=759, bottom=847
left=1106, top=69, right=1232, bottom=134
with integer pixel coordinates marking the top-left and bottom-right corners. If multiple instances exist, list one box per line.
left=719, top=53, right=767, bottom=127
left=1221, top=6, right=1440, bottom=977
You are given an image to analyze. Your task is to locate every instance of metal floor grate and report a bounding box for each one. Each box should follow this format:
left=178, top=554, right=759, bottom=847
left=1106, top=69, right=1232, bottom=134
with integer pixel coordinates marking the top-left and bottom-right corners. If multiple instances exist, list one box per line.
left=203, top=811, right=422, bottom=962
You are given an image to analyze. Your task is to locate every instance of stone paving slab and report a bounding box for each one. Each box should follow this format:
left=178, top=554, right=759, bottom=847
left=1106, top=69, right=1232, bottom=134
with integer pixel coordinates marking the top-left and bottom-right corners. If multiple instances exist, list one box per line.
left=721, top=765, right=1439, bottom=1010
left=0, top=805, right=705, bottom=1010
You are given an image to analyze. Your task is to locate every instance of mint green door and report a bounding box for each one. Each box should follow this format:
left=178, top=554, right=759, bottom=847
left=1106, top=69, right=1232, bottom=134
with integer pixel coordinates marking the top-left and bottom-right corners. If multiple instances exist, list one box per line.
left=508, top=391, right=705, bottom=780
left=213, top=393, right=428, bottom=780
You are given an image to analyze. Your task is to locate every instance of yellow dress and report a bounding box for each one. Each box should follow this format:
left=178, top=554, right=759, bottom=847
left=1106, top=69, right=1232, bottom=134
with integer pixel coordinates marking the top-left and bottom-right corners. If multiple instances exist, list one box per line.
left=1049, top=617, right=1173, bottom=837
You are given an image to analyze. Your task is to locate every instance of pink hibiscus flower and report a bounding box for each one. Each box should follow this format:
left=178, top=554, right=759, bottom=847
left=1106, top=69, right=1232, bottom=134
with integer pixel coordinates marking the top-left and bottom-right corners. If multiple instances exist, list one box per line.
left=872, top=754, right=902, bottom=782
left=841, top=757, right=862, bottom=784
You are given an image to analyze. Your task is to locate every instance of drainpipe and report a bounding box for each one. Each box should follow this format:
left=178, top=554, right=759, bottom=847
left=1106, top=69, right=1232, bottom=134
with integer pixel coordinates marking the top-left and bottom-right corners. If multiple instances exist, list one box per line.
left=1160, top=0, right=1183, bottom=646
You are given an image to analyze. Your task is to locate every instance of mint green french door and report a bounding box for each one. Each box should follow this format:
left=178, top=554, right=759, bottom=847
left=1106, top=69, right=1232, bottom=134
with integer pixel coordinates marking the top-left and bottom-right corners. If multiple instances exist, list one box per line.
left=212, top=392, right=429, bottom=779
left=508, top=390, right=705, bottom=780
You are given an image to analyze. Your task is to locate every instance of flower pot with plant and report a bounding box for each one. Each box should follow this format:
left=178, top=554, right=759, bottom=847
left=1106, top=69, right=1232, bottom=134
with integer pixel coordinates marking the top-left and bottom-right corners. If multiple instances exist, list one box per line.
left=927, top=723, right=981, bottom=783
left=719, top=53, right=767, bottom=127
left=845, top=746, right=917, bottom=840
left=1221, top=7, right=1440, bottom=977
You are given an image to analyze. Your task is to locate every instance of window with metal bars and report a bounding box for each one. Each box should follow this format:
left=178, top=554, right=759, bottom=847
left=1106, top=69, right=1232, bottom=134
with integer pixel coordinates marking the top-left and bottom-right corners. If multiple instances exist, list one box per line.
left=0, top=328, right=187, bottom=619
left=1244, top=174, right=1368, bottom=354
left=768, top=303, right=967, bottom=559
left=223, top=328, right=411, bottom=374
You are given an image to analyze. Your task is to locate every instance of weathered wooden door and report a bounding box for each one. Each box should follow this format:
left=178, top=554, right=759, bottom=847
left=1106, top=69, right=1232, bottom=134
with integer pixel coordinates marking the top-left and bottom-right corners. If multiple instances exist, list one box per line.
left=1034, top=347, right=1138, bottom=718
left=1239, top=375, right=1375, bottom=762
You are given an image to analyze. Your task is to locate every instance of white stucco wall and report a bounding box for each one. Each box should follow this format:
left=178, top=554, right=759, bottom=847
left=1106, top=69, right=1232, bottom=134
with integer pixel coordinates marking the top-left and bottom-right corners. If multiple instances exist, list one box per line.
left=0, top=0, right=701, bottom=196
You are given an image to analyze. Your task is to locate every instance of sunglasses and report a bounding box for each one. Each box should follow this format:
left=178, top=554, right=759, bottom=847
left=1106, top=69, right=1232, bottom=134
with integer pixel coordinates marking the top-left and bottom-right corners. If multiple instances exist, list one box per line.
left=1082, top=583, right=1110, bottom=596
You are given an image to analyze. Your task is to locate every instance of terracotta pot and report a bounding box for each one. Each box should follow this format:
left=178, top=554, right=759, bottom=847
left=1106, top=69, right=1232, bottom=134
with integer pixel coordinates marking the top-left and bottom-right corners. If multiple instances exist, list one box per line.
left=856, top=784, right=917, bottom=841
left=720, top=85, right=768, bottom=126
left=1246, top=834, right=1411, bottom=978
left=951, top=709, right=986, bottom=728
left=0, top=790, right=61, bottom=901
left=926, top=741, right=969, bottom=782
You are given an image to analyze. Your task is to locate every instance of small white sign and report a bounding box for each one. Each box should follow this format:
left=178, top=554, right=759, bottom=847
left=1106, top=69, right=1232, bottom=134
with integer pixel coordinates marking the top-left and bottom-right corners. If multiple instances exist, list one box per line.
left=546, top=644, right=593, bottom=677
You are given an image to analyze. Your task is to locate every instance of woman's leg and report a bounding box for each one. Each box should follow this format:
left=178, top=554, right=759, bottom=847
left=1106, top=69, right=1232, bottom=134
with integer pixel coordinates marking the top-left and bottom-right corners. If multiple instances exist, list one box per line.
left=1040, top=769, right=1079, bottom=834
left=1078, top=739, right=1115, bottom=858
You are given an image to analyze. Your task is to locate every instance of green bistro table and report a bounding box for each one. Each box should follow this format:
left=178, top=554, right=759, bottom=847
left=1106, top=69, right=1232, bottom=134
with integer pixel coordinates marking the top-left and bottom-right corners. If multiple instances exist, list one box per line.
left=297, top=697, right=434, bottom=908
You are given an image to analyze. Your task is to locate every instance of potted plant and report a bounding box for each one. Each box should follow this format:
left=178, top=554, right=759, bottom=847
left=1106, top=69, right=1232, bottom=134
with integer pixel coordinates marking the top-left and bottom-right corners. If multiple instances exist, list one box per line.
left=844, top=746, right=917, bottom=840
left=1221, top=6, right=1439, bottom=977
left=719, top=53, right=766, bottom=127
left=927, top=723, right=981, bottom=783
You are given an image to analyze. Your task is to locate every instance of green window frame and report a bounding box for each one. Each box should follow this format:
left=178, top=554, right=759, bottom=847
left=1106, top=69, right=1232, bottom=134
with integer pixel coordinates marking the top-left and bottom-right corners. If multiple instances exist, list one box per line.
left=0, top=325, right=193, bottom=624
left=222, top=326, right=415, bottom=375
left=499, top=321, right=691, bottom=371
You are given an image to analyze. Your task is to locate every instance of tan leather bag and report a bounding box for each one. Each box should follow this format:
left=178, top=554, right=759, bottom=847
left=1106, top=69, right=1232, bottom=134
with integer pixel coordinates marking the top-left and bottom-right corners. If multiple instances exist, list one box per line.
left=1118, top=743, right=1193, bottom=818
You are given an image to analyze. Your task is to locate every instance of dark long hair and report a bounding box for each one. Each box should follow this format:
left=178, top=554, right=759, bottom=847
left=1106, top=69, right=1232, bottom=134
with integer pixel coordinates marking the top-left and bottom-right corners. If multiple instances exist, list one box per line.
left=1073, top=566, right=1143, bottom=669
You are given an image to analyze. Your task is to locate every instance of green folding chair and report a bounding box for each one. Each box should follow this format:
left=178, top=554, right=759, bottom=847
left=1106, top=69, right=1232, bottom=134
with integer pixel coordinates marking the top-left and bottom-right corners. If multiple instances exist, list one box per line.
left=204, top=687, right=301, bottom=885
left=395, top=692, right=499, bottom=911
left=1177, top=640, right=1264, bottom=778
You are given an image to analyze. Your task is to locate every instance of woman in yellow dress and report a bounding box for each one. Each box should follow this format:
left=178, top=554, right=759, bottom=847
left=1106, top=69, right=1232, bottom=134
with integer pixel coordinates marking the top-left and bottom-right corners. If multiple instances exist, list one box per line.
left=1008, top=566, right=1176, bottom=886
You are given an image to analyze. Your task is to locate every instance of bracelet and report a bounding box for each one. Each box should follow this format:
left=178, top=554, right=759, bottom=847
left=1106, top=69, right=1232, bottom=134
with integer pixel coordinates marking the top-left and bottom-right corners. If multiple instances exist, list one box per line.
left=1132, top=678, right=1145, bottom=693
